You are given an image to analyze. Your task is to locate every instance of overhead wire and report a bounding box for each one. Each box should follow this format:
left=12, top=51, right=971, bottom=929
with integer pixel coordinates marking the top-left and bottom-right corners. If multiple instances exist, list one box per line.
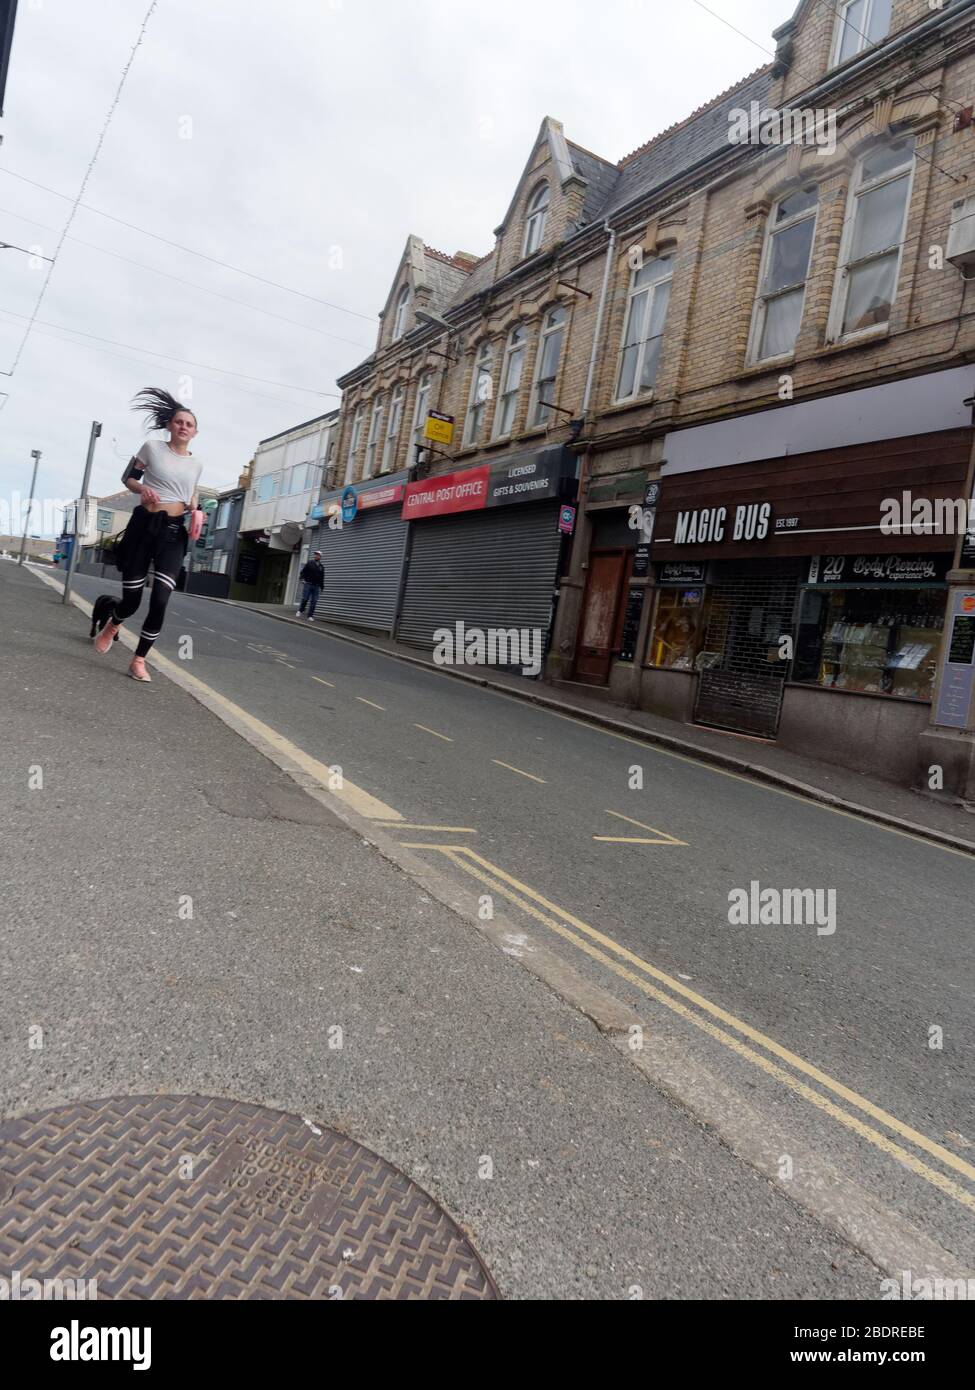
left=0, top=165, right=379, bottom=323
left=0, top=303, right=337, bottom=397
left=0, top=2, right=160, bottom=403
left=0, top=202, right=373, bottom=351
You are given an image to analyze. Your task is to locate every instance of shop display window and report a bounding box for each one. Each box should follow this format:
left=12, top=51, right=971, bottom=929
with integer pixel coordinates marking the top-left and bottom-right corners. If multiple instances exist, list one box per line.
left=793, top=586, right=945, bottom=699
left=648, top=588, right=706, bottom=669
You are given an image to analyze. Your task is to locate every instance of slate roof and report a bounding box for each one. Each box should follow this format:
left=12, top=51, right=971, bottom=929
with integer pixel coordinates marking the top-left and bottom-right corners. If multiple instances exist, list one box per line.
left=606, top=65, right=773, bottom=218
left=566, top=141, right=621, bottom=226
left=359, top=63, right=777, bottom=338
left=422, top=247, right=473, bottom=314
left=448, top=248, right=496, bottom=303
left=440, top=64, right=773, bottom=316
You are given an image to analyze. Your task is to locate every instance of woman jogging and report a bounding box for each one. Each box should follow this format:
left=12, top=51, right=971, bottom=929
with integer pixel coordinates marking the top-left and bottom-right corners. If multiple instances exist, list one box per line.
left=93, top=387, right=204, bottom=682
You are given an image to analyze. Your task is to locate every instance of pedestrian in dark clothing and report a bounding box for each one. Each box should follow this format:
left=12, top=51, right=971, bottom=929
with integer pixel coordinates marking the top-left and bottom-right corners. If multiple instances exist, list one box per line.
left=297, top=551, right=324, bottom=620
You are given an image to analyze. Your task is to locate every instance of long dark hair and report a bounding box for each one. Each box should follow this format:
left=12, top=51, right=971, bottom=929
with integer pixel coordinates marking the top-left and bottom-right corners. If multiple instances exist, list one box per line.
left=131, top=386, right=198, bottom=432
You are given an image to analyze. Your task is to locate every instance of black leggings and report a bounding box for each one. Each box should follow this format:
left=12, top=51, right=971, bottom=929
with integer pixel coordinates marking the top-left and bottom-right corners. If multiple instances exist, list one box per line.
left=112, top=506, right=187, bottom=658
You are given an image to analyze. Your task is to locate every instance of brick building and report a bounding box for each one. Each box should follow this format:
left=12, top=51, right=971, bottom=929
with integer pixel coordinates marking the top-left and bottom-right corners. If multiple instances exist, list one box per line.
left=314, top=0, right=975, bottom=789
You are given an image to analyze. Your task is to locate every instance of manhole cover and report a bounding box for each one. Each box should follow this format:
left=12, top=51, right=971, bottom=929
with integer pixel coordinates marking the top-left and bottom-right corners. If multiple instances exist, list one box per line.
left=0, top=1095, right=498, bottom=1299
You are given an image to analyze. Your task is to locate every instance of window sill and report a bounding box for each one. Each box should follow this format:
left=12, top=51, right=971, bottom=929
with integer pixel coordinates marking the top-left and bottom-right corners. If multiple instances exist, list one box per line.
left=735, top=353, right=796, bottom=380
left=515, top=425, right=550, bottom=442
left=600, top=395, right=656, bottom=419
left=812, top=327, right=890, bottom=359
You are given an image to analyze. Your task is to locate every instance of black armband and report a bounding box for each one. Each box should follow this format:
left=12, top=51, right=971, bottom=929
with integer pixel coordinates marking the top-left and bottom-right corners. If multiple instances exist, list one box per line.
left=123, top=457, right=145, bottom=484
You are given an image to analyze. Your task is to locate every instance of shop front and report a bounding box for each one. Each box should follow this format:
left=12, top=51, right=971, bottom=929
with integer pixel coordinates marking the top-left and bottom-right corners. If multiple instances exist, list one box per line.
left=571, top=468, right=648, bottom=688
left=646, top=427, right=970, bottom=779
left=306, top=471, right=409, bottom=634
left=395, top=445, right=578, bottom=668
left=232, top=530, right=293, bottom=604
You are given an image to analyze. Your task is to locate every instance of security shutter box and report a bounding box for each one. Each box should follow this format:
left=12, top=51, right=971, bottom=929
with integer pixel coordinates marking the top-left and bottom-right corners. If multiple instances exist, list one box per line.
left=396, top=502, right=563, bottom=657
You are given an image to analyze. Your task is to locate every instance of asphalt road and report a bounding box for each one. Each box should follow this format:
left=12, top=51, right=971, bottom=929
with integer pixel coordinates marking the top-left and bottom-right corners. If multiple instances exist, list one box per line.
left=0, top=561, right=895, bottom=1301
left=49, top=572, right=975, bottom=1275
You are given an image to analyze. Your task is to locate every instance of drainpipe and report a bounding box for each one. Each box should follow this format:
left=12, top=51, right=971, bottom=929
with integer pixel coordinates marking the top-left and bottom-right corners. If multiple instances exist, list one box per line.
left=549, top=222, right=617, bottom=682
left=582, top=222, right=617, bottom=416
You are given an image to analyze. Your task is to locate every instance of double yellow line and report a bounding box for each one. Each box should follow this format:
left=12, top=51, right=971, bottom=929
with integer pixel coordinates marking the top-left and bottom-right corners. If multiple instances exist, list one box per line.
left=401, top=843, right=975, bottom=1215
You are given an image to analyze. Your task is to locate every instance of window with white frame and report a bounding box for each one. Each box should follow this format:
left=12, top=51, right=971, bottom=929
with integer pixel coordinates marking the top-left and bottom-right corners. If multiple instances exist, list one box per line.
left=750, top=189, right=817, bottom=362
left=382, top=384, right=405, bottom=472
left=255, top=472, right=280, bottom=504
left=523, top=183, right=549, bottom=258
left=616, top=257, right=673, bottom=401
left=531, top=304, right=567, bottom=426
left=344, top=405, right=364, bottom=484
left=363, top=397, right=384, bottom=479
left=464, top=342, right=494, bottom=445
left=494, top=325, right=527, bottom=437
left=830, top=0, right=892, bottom=68
left=392, top=284, right=410, bottom=341
left=411, top=372, right=433, bottom=462
left=830, top=139, right=914, bottom=341
left=215, top=500, right=231, bottom=531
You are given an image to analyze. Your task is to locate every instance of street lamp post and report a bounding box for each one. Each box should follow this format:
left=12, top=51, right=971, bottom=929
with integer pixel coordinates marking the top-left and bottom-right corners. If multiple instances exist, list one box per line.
left=16, top=448, right=41, bottom=565
left=62, top=421, right=102, bottom=604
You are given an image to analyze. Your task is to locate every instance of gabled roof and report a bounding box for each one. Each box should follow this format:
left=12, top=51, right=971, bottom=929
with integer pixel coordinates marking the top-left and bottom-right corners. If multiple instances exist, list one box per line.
left=377, top=236, right=476, bottom=328
left=439, top=70, right=773, bottom=317
left=772, top=0, right=815, bottom=41
left=496, top=116, right=596, bottom=234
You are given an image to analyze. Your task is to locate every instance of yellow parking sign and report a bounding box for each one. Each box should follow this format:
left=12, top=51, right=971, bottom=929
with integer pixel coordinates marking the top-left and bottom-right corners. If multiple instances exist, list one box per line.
left=425, top=411, right=454, bottom=445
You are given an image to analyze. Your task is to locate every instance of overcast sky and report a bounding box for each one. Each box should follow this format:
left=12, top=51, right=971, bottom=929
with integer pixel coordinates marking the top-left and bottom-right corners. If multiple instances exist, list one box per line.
left=0, top=0, right=790, bottom=533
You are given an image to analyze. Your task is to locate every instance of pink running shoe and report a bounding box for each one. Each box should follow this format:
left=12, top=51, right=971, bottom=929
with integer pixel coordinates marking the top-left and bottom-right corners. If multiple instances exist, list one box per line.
left=93, top=621, right=120, bottom=654
left=128, top=657, right=151, bottom=683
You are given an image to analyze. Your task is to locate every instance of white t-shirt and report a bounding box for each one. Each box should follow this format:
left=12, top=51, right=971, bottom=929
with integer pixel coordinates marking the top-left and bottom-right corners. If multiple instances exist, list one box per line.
left=126, top=440, right=202, bottom=507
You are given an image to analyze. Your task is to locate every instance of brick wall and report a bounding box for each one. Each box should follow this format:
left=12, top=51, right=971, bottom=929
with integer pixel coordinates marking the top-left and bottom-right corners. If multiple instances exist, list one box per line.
left=331, top=3, right=975, bottom=495
left=588, top=35, right=975, bottom=443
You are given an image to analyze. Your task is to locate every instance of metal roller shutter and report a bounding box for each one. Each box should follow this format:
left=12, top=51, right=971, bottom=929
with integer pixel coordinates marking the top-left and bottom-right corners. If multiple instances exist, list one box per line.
left=309, top=507, right=408, bottom=634
left=396, top=502, right=563, bottom=651
left=693, top=564, right=800, bottom=738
